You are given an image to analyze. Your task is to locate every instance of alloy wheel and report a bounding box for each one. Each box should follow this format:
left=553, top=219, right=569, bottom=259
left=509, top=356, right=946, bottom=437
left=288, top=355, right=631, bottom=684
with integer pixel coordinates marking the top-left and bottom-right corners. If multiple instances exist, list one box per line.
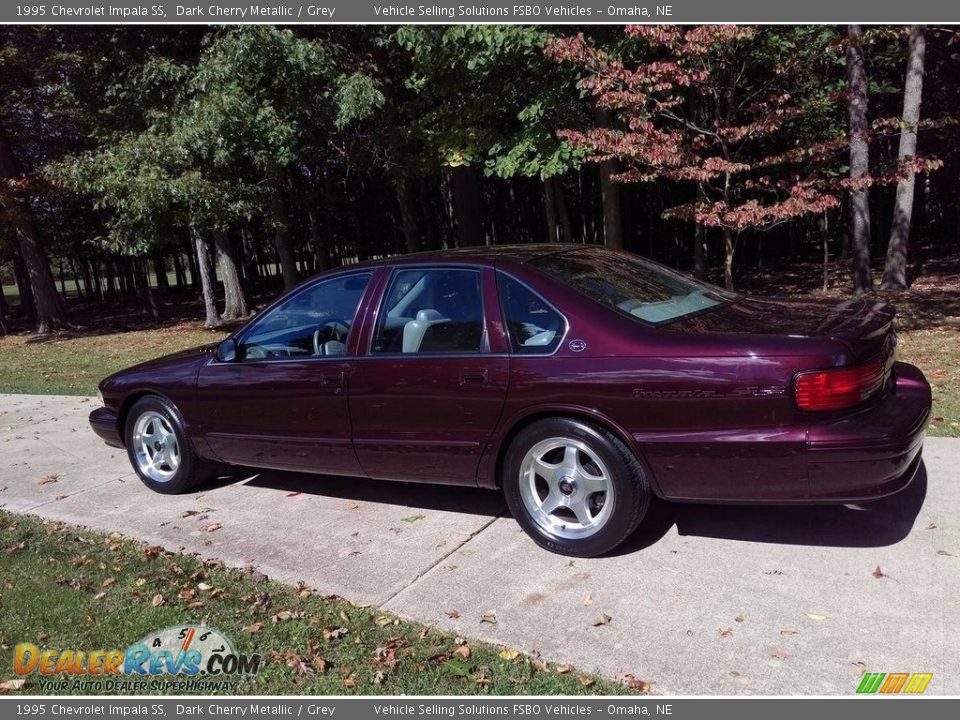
left=132, top=410, right=181, bottom=483
left=518, top=436, right=614, bottom=540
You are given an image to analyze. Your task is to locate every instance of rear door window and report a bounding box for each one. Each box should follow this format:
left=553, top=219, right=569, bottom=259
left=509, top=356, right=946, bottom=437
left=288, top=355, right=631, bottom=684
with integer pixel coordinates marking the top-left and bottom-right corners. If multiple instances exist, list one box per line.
left=372, top=268, right=486, bottom=354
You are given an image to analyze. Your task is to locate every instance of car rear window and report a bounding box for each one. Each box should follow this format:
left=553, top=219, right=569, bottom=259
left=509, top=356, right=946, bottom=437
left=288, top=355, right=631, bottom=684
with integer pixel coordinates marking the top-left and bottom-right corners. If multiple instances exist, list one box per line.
left=533, top=249, right=735, bottom=325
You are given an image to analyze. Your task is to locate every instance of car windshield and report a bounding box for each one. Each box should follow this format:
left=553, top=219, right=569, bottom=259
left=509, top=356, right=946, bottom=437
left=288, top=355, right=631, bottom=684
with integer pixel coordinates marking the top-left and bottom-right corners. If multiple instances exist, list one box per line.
left=533, top=249, right=736, bottom=325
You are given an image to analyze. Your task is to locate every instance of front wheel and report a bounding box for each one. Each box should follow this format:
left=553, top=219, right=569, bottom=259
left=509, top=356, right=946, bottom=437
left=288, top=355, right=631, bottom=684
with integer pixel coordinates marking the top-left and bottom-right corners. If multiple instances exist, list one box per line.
left=125, top=396, right=217, bottom=494
left=502, top=418, right=651, bottom=557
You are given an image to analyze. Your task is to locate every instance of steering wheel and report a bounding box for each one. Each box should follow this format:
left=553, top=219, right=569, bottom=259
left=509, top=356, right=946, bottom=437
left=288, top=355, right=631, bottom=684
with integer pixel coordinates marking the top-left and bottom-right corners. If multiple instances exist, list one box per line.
left=322, top=319, right=351, bottom=342
left=312, top=319, right=351, bottom=356
left=244, top=345, right=273, bottom=360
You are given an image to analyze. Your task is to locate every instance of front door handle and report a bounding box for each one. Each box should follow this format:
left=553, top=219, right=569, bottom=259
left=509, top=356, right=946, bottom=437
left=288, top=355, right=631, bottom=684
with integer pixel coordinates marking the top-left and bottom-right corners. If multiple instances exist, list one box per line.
left=460, top=369, right=488, bottom=386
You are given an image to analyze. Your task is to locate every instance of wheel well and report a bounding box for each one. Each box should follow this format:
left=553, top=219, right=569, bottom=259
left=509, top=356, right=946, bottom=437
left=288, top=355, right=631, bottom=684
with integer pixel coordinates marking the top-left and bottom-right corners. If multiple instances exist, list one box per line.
left=117, top=391, right=160, bottom=440
left=492, top=411, right=648, bottom=489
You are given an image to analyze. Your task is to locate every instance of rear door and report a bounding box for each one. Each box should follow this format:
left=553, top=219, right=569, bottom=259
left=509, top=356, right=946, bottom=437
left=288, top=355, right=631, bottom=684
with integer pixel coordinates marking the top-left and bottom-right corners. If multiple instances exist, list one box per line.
left=195, top=270, right=376, bottom=475
left=348, top=265, right=510, bottom=485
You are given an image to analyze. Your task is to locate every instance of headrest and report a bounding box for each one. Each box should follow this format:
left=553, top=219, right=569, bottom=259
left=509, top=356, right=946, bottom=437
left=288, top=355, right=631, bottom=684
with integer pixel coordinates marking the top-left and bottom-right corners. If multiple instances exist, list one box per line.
left=416, top=309, right=444, bottom=322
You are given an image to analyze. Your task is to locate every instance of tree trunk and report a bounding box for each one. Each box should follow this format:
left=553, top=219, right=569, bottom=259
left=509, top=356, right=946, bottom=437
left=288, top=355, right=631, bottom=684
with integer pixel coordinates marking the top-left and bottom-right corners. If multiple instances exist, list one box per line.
left=193, top=231, right=220, bottom=328
left=846, top=25, right=874, bottom=294
left=214, top=230, right=248, bottom=321
left=543, top=178, right=559, bottom=242
left=306, top=207, right=332, bottom=272
left=449, top=165, right=484, bottom=247
left=0, top=123, right=67, bottom=331
left=594, top=107, right=624, bottom=250
left=882, top=25, right=926, bottom=291
left=722, top=228, right=735, bottom=291
left=0, top=283, right=9, bottom=333
left=153, top=251, right=169, bottom=294
left=135, top=258, right=159, bottom=321
left=271, top=188, right=299, bottom=289
left=395, top=174, right=422, bottom=254
left=90, top=260, right=103, bottom=302
left=172, top=252, right=186, bottom=289
left=694, top=224, right=707, bottom=280
left=12, top=251, right=35, bottom=319
left=552, top=177, right=576, bottom=243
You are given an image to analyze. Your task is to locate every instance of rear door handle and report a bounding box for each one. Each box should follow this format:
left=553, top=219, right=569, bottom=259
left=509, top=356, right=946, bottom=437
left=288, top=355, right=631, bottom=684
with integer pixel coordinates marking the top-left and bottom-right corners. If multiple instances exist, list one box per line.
left=321, top=370, right=344, bottom=386
left=460, top=369, right=488, bottom=386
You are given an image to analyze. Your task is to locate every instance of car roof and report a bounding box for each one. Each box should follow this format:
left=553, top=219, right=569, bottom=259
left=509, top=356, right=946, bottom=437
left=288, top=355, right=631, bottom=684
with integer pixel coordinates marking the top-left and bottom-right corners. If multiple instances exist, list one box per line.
left=351, top=243, right=588, bottom=270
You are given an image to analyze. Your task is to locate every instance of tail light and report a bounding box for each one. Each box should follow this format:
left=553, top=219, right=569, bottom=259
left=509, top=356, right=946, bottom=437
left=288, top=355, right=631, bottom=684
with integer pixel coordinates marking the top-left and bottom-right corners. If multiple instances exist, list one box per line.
left=793, top=357, right=886, bottom=412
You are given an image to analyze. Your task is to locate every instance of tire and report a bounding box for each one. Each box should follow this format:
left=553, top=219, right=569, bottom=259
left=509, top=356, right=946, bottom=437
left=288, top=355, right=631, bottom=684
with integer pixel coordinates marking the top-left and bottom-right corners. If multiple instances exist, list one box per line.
left=502, top=417, right=651, bottom=557
left=124, top=395, right=217, bottom=495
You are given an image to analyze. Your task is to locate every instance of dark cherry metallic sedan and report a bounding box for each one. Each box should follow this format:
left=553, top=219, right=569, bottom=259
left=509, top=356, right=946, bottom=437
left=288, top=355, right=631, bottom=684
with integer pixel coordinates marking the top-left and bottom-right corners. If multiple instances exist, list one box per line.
left=90, top=246, right=931, bottom=556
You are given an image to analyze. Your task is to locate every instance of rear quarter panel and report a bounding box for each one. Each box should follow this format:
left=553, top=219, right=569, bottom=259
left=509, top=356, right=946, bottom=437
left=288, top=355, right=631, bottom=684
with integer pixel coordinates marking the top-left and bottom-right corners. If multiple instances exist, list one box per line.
left=482, top=264, right=844, bottom=501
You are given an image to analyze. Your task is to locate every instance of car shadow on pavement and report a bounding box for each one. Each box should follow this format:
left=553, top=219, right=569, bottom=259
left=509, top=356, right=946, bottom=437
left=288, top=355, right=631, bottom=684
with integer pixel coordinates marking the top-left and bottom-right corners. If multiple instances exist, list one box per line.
left=227, top=469, right=507, bottom=518
left=614, top=462, right=929, bottom=555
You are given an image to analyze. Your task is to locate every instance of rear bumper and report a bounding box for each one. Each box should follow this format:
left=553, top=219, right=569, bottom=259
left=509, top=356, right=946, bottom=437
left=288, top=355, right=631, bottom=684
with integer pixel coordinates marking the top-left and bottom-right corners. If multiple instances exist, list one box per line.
left=89, top=407, right=124, bottom=449
left=807, top=361, right=931, bottom=502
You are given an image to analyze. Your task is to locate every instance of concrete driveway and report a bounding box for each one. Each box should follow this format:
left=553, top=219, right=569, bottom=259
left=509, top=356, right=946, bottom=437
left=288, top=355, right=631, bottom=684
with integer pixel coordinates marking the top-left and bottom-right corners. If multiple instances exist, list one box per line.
left=1, top=393, right=957, bottom=694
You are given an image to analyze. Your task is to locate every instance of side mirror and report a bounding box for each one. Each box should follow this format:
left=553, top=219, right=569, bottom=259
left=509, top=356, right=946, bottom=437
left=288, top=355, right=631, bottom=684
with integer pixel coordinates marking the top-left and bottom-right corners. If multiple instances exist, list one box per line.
left=215, top=338, right=238, bottom=363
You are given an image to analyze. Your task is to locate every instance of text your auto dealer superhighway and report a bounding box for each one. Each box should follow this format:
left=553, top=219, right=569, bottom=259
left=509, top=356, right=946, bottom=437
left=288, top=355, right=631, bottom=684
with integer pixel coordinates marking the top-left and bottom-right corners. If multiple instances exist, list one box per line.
left=175, top=5, right=336, bottom=18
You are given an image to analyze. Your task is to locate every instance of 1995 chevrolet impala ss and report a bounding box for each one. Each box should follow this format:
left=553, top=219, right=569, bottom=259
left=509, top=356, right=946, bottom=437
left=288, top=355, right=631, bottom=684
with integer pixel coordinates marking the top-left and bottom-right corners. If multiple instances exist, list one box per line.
left=90, top=245, right=931, bottom=556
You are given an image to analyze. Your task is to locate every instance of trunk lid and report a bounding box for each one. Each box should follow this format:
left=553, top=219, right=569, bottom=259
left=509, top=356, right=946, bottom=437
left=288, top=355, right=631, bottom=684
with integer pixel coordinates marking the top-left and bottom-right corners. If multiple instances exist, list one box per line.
left=673, top=296, right=895, bottom=346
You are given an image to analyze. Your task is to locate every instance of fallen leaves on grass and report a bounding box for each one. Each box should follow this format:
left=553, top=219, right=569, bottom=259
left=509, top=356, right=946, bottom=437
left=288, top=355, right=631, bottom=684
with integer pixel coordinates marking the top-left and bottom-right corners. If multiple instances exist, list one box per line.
left=242, top=623, right=263, bottom=635
left=151, top=594, right=165, bottom=607
left=578, top=676, right=594, bottom=688
left=454, top=645, right=471, bottom=660
left=323, top=627, right=348, bottom=641
left=100, top=578, right=115, bottom=588
left=271, top=610, right=305, bottom=623
left=498, top=649, right=520, bottom=661
left=555, top=664, right=573, bottom=674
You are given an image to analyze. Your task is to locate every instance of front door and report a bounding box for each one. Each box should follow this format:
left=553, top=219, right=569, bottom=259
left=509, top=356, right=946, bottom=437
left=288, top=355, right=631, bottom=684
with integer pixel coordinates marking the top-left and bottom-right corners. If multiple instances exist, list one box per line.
left=349, top=266, right=509, bottom=485
left=195, top=271, right=374, bottom=475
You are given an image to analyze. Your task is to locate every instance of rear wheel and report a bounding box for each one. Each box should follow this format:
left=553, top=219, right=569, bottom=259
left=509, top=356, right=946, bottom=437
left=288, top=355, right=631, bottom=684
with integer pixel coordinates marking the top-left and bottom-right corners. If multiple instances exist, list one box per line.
left=502, top=418, right=651, bottom=557
left=125, top=396, right=218, bottom=494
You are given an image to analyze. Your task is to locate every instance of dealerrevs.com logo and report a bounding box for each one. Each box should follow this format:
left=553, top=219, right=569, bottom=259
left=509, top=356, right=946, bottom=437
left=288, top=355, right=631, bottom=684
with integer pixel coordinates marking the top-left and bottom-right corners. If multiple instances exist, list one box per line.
left=14, top=625, right=260, bottom=693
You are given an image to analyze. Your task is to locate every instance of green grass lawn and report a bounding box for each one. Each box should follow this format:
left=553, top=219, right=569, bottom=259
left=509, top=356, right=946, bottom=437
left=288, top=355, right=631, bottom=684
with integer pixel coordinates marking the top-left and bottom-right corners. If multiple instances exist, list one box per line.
left=0, top=512, right=632, bottom=696
left=0, top=324, right=227, bottom=396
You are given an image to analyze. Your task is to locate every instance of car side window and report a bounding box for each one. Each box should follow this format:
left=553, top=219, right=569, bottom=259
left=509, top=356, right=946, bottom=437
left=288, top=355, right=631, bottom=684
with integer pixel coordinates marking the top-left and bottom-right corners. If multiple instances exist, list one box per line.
left=239, top=273, right=372, bottom=361
left=372, top=268, right=485, bottom=354
left=497, top=273, right=564, bottom=354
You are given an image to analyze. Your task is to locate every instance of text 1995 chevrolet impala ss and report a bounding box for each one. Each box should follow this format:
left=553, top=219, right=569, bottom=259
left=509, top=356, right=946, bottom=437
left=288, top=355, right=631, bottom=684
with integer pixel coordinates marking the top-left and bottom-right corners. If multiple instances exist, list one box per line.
left=90, top=245, right=931, bottom=556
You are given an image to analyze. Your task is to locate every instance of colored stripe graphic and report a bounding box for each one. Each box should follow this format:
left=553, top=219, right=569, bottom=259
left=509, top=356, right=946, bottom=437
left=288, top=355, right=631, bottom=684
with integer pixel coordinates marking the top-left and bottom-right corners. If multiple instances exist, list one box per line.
left=880, top=673, right=910, bottom=693
left=857, top=673, right=886, bottom=693
left=903, top=673, right=933, bottom=694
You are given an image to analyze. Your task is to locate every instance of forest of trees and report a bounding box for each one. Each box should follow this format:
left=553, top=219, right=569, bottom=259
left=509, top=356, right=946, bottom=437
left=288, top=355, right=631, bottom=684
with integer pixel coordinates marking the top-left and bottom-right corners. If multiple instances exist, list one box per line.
left=0, top=24, right=957, bottom=333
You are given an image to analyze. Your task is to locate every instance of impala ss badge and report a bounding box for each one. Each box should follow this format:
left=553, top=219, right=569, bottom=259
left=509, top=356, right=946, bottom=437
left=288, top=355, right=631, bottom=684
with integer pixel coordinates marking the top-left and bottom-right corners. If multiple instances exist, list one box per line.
left=568, top=339, right=588, bottom=352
